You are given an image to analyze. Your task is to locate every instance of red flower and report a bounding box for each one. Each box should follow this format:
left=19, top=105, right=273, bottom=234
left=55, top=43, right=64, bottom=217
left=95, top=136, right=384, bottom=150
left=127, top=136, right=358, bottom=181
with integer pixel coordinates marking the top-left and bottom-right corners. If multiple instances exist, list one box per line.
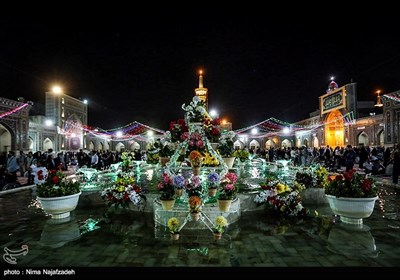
left=52, top=176, right=60, bottom=184
left=362, top=179, right=372, bottom=193
left=38, top=170, right=44, bottom=180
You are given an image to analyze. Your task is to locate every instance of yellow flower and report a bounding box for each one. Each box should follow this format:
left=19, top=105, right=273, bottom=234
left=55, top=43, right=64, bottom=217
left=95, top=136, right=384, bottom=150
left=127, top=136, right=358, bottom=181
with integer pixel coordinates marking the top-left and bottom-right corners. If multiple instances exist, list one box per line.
left=276, top=183, right=287, bottom=194
left=167, top=217, right=180, bottom=233
left=215, top=216, right=228, bottom=227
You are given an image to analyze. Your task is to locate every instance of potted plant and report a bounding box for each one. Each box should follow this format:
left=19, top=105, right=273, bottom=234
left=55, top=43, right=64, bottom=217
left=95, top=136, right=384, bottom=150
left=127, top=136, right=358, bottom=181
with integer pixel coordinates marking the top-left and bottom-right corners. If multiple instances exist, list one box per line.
left=233, top=148, right=250, bottom=163
left=157, top=173, right=176, bottom=210
left=325, top=169, right=378, bottom=225
left=185, top=175, right=203, bottom=197
left=254, top=178, right=307, bottom=218
left=189, top=150, right=203, bottom=175
left=213, top=215, right=228, bottom=240
left=296, top=165, right=328, bottom=205
left=36, top=168, right=81, bottom=219
left=167, top=217, right=180, bottom=240
left=101, top=173, right=146, bottom=211
left=188, top=195, right=202, bottom=221
left=217, top=131, right=236, bottom=168
left=217, top=172, right=237, bottom=212
left=172, top=174, right=185, bottom=197
left=207, top=171, right=220, bottom=197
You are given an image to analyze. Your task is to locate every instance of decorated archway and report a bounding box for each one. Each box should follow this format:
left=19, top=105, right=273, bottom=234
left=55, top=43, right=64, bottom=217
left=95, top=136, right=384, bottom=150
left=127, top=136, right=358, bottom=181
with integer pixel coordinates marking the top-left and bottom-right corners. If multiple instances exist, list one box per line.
left=89, top=141, right=95, bottom=151
left=312, top=136, right=319, bottom=148
left=281, top=139, right=291, bottom=148
left=43, top=138, right=53, bottom=151
left=358, top=131, right=369, bottom=146
left=325, top=110, right=344, bottom=147
left=249, top=140, right=260, bottom=150
left=234, top=140, right=244, bottom=150
left=377, top=130, right=384, bottom=146
left=129, top=141, right=140, bottom=151
left=104, top=141, right=110, bottom=151
left=115, top=142, right=125, bottom=152
left=0, top=123, right=12, bottom=152
left=265, top=139, right=276, bottom=149
left=97, top=142, right=104, bottom=151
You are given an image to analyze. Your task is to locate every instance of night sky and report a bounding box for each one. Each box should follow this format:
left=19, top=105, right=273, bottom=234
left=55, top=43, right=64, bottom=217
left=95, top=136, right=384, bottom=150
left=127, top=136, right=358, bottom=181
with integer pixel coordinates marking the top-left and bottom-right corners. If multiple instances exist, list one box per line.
left=1, top=15, right=400, bottom=131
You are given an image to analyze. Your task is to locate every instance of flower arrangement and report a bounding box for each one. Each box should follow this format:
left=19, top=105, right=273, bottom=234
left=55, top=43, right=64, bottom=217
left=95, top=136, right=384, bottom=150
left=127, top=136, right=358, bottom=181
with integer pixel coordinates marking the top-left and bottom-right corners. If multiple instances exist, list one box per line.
left=325, top=169, right=377, bottom=198
left=185, top=175, right=203, bottom=197
left=218, top=172, right=237, bottom=200
left=120, top=151, right=135, bottom=171
left=203, top=118, right=221, bottom=143
left=217, top=131, right=235, bottom=157
left=254, top=179, right=307, bottom=218
left=207, top=171, right=220, bottom=189
left=101, top=174, right=145, bottom=208
left=202, top=152, right=219, bottom=167
left=189, top=150, right=203, bottom=167
left=182, top=96, right=208, bottom=123
left=188, top=195, right=202, bottom=213
left=185, top=132, right=205, bottom=153
left=158, top=173, right=176, bottom=200
left=295, top=165, right=329, bottom=189
left=36, top=168, right=80, bottom=198
left=145, top=139, right=160, bottom=164
left=313, top=165, right=329, bottom=188
left=167, top=217, right=180, bottom=234
left=214, top=216, right=228, bottom=233
left=172, top=174, right=185, bottom=190
left=168, top=118, right=188, bottom=143
left=233, top=148, right=250, bottom=162
left=154, top=137, right=175, bottom=158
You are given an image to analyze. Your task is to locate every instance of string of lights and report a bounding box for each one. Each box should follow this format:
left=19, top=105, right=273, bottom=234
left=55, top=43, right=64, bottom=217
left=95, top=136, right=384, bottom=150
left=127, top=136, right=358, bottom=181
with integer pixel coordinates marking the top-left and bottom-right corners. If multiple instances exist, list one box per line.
left=0, top=103, right=29, bottom=119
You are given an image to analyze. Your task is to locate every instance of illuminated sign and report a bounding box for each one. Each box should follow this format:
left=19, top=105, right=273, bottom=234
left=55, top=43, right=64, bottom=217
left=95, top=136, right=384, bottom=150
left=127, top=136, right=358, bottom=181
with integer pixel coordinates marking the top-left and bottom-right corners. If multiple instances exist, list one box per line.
left=320, top=86, right=346, bottom=115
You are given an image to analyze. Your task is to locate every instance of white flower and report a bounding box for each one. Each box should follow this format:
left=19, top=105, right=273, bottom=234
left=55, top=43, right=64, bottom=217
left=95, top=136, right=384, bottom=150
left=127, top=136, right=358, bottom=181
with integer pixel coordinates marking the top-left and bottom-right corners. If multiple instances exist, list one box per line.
left=129, top=191, right=142, bottom=205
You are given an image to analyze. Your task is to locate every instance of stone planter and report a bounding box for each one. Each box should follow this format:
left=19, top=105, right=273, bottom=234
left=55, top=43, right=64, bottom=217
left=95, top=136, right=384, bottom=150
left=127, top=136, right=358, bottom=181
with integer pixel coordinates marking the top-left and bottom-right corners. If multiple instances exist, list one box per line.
left=192, top=166, right=201, bottom=176
left=222, top=157, right=235, bottom=169
left=37, top=192, right=81, bottom=219
left=190, top=212, right=201, bottom=221
left=325, top=194, right=378, bottom=225
left=218, top=199, right=232, bottom=212
left=213, top=232, right=222, bottom=240
left=170, top=233, right=180, bottom=240
left=159, top=199, right=176, bottom=210
left=208, top=188, right=217, bottom=197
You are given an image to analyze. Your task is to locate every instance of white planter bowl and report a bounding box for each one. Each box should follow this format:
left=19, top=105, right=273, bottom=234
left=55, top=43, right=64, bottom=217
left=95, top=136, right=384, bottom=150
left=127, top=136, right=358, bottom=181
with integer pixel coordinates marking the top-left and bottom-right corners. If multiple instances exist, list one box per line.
left=37, top=192, right=81, bottom=219
left=325, top=194, right=378, bottom=225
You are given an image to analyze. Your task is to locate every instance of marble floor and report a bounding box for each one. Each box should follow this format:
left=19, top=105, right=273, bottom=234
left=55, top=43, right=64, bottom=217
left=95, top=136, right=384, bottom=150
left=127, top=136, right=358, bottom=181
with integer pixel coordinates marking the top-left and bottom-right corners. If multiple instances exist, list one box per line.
left=1, top=183, right=399, bottom=269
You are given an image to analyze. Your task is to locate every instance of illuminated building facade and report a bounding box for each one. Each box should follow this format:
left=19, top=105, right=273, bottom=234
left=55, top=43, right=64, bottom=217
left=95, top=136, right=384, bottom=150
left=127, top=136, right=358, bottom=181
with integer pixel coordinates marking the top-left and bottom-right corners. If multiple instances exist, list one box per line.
left=0, top=97, right=31, bottom=152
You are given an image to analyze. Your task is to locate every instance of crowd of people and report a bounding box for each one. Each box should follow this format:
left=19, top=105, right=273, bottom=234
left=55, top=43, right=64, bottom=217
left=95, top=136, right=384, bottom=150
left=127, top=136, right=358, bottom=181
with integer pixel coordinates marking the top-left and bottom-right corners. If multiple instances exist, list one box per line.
left=1, top=143, right=400, bottom=189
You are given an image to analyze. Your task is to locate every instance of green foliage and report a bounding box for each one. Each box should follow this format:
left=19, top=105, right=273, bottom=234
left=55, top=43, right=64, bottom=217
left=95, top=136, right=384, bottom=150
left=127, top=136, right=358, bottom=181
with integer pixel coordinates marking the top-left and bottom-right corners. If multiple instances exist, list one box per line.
left=36, top=169, right=80, bottom=197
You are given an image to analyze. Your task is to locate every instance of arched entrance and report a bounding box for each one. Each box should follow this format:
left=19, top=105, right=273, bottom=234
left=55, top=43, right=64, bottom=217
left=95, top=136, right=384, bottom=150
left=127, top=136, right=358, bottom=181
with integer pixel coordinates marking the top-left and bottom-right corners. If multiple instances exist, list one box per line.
left=303, top=139, right=308, bottom=147
left=249, top=140, right=260, bottom=150
left=115, top=142, right=125, bottom=152
left=28, top=137, right=33, bottom=151
left=234, top=140, right=244, bottom=150
left=281, top=139, right=291, bottom=148
left=104, top=141, right=110, bottom=151
left=43, top=138, right=53, bottom=151
left=265, top=139, right=275, bottom=149
left=129, top=141, right=140, bottom=151
left=325, top=110, right=344, bottom=147
left=89, top=141, right=95, bottom=151
left=312, top=137, right=319, bottom=148
left=377, top=130, right=384, bottom=146
left=358, top=132, right=369, bottom=146
left=97, top=142, right=104, bottom=151
left=0, top=123, right=12, bottom=152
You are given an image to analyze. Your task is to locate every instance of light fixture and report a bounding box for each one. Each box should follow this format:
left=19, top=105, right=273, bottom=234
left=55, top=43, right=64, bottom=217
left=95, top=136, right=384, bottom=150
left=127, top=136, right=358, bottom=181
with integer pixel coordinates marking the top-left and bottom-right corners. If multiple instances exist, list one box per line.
left=51, top=86, right=62, bottom=94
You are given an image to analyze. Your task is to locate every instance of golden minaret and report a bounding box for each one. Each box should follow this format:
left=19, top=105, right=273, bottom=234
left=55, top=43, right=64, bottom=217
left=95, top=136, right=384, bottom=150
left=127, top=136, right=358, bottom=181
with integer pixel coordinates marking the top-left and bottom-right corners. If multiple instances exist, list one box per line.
left=194, top=70, right=208, bottom=110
